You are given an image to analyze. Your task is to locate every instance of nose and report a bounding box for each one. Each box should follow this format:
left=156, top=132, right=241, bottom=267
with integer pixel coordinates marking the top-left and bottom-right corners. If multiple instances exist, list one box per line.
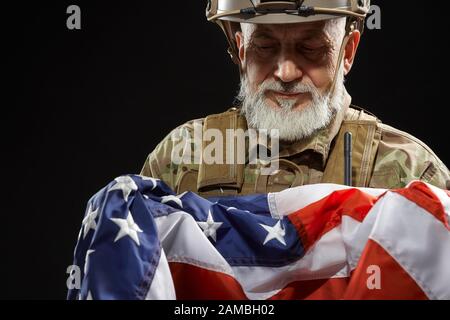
left=274, top=56, right=303, bottom=83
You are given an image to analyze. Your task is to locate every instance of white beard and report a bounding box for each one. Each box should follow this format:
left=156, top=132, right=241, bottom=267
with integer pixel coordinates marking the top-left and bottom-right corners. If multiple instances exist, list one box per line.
left=238, top=71, right=345, bottom=142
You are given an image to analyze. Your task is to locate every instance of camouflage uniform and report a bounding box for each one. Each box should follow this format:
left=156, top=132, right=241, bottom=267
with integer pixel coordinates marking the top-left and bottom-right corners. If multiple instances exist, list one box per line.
left=140, top=98, right=450, bottom=196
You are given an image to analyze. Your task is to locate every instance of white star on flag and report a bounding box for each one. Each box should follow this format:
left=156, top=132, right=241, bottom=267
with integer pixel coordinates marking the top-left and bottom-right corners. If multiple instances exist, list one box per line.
left=110, top=211, right=143, bottom=246
left=161, top=194, right=184, bottom=208
left=140, top=176, right=159, bottom=190
left=197, top=210, right=223, bottom=242
left=108, top=176, right=138, bottom=202
left=259, top=220, right=287, bottom=246
left=82, top=204, right=99, bottom=239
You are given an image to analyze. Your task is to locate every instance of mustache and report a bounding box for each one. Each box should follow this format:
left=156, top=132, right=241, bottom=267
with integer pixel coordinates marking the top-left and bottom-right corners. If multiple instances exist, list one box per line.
left=258, top=79, right=317, bottom=95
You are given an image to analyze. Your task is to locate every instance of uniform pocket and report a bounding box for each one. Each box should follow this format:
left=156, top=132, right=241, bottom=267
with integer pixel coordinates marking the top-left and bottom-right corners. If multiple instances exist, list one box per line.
left=369, top=166, right=402, bottom=189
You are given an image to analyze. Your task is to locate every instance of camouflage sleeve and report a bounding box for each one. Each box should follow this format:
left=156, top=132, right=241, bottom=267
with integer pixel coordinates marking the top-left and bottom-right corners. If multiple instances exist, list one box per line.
left=139, top=130, right=175, bottom=189
left=140, top=119, right=202, bottom=191
left=370, top=124, right=450, bottom=190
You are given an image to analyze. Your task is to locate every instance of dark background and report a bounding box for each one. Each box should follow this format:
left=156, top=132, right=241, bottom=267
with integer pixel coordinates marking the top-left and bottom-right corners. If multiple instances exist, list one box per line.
left=4, top=1, right=449, bottom=299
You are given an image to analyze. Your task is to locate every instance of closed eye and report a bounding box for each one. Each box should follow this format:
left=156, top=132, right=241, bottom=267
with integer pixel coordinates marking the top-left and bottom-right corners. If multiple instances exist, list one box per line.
left=298, top=45, right=330, bottom=60
left=252, top=43, right=279, bottom=57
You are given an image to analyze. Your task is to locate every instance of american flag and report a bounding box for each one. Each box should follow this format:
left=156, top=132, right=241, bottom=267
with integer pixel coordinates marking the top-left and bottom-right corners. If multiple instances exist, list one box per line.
left=67, top=175, right=450, bottom=300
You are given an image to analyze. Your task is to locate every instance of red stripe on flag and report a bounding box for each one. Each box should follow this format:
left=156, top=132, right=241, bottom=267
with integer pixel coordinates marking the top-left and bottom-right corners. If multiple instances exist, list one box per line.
left=170, top=262, right=350, bottom=300
left=170, top=262, right=247, bottom=300
left=343, top=239, right=428, bottom=300
left=394, top=181, right=449, bottom=230
left=268, top=278, right=349, bottom=300
left=288, top=188, right=379, bottom=251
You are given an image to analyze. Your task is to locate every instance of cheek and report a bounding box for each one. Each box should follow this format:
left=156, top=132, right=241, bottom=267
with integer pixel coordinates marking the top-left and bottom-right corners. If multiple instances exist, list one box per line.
left=302, top=49, right=341, bottom=91
left=304, top=66, right=334, bottom=91
left=245, top=54, right=274, bottom=88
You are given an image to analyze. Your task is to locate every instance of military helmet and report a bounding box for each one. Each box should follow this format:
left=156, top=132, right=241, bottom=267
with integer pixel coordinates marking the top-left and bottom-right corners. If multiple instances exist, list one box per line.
left=206, top=0, right=371, bottom=63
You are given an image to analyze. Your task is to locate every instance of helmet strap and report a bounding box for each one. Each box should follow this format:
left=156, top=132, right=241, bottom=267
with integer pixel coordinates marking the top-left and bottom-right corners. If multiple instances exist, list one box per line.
left=328, top=19, right=357, bottom=97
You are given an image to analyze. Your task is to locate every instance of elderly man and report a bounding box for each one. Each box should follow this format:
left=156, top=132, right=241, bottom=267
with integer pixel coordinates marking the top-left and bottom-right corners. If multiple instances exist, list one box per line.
left=140, top=0, right=450, bottom=196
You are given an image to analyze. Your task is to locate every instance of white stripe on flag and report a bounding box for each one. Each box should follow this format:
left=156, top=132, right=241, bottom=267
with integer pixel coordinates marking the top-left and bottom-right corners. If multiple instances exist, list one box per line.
left=145, top=248, right=176, bottom=300
left=342, top=205, right=380, bottom=271
left=369, top=191, right=450, bottom=300
left=233, top=225, right=353, bottom=300
left=426, top=183, right=450, bottom=222
left=268, top=184, right=386, bottom=218
left=155, top=212, right=234, bottom=276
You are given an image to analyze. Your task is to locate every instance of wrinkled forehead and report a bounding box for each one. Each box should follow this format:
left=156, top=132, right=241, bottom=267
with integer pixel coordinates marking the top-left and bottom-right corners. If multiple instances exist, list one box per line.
left=242, top=21, right=329, bottom=41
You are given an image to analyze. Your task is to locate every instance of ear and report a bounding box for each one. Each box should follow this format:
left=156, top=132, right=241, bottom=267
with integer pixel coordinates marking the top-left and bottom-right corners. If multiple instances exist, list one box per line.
left=343, top=29, right=361, bottom=75
left=235, top=31, right=245, bottom=67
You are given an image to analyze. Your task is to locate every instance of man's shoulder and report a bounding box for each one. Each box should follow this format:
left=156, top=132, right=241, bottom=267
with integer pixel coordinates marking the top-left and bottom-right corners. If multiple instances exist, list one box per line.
left=378, top=122, right=445, bottom=166
left=372, top=121, right=450, bottom=189
left=154, top=108, right=241, bottom=147
left=159, top=107, right=242, bottom=140
left=140, top=108, right=239, bottom=181
left=142, top=117, right=204, bottom=172
left=347, top=105, right=446, bottom=168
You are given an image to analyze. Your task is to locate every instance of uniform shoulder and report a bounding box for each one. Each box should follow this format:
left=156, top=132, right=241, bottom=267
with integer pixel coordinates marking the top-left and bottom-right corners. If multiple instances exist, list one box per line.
left=379, top=123, right=445, bottom=166
left=139, top=108, right=240, bottom=182
left=348, top=105, right=443, bottom=163
left=373, top=122, right=450, bottom=189
left=152, top=107, right=241, bottom=149
left=155, top=107, right=241, bottom=142
left=140, top=116, right=204, bottom=178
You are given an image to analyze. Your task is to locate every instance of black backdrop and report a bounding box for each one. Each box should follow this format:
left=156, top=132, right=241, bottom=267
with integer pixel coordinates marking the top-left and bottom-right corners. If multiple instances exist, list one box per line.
left=5, top=1, right=449, bottom=299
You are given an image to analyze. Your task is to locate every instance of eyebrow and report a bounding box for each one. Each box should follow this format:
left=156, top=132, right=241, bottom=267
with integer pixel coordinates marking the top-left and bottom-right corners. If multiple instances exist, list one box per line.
left=251, top=27, right=328, bottom=43
left=252, top=31, right=276, bottom=40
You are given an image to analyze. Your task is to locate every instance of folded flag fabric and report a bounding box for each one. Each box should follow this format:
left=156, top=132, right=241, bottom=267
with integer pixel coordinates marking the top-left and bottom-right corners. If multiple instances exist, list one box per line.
left=67, top=175, right=450, bottom=300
